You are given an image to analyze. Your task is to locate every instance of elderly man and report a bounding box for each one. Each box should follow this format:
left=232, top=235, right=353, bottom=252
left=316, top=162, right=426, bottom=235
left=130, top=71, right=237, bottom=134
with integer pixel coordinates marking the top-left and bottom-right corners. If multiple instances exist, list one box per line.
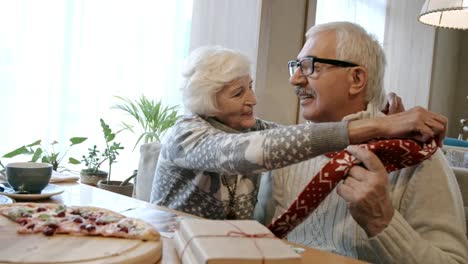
left=265, top=22, right=468, bottom=263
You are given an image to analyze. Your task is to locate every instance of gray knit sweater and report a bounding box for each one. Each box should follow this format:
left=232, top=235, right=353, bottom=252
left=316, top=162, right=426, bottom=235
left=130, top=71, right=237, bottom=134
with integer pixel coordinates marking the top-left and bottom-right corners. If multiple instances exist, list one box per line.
left=150, top=115, right=349, bottom=219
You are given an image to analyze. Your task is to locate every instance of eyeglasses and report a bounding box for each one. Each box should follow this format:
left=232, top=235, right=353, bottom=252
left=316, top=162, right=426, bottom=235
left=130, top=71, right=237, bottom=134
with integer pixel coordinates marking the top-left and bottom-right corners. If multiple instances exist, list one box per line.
left=288, top=56, right=358, bottom=77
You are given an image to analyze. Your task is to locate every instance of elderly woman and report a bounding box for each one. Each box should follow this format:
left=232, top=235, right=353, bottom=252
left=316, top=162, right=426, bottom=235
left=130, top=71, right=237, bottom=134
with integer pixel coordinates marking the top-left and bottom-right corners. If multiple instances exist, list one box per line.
left=150, top=46, right=446, bottom=220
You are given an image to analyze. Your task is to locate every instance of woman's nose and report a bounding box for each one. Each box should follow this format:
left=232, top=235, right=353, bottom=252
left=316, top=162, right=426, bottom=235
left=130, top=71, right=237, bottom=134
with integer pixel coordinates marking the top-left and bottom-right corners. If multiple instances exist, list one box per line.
left=246, top=89, right=257, bottom=105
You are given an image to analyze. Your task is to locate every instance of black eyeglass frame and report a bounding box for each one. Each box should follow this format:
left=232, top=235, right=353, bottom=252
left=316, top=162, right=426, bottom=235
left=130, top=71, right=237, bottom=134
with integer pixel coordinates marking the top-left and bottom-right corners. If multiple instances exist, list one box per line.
left=288, top=56, right=359, bottom=77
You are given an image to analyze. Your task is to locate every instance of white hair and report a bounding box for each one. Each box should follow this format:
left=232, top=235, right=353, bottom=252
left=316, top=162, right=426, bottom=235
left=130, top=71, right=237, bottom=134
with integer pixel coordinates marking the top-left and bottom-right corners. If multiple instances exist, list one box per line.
left=181, top=46, right=251, bottom=115
left=306, top=22, right=387, bottom=109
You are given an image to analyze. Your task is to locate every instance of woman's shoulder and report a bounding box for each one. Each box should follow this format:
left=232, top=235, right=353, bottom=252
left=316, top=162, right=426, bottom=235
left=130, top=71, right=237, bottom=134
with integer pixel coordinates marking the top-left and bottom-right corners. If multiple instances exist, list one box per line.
left=251, top=118, right=281, bottom=131
left=161, top=114, right=216, bottom=143
left=171, top=114, right=212, bottom=129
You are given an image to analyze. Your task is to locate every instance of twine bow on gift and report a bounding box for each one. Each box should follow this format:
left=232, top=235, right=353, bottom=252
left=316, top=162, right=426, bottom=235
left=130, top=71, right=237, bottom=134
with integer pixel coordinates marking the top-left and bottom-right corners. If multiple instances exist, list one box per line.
left=179, top=221, right=277, bottom=264
left=268, top=139, right=438, bottom=238
left=226, top=230, right=275, bottom=238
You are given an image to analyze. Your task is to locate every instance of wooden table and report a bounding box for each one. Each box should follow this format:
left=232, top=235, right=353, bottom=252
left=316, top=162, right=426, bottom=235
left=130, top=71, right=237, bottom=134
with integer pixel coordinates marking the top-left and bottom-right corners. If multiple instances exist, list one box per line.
left=16, top=182, right=366, bottom=264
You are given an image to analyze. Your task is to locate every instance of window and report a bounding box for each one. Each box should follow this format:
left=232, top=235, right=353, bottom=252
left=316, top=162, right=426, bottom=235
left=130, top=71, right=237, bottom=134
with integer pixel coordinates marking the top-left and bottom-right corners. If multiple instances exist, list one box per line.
left=0, top=0, right=193, bottom=178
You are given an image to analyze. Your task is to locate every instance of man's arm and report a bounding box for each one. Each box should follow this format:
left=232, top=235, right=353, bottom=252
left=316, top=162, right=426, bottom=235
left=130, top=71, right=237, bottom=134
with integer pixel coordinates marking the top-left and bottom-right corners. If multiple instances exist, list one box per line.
left=338, top=147, right=468, bottom=264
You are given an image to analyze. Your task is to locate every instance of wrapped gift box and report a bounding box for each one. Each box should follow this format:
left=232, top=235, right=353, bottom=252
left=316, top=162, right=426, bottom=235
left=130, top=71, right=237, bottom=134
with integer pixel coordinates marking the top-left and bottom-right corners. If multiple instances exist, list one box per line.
left=174, top=219, right=301, bottom=264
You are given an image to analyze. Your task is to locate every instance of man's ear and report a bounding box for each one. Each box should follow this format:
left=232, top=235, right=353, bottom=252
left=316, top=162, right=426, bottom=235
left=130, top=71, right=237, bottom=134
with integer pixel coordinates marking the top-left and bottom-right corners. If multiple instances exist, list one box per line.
left=348, top=66, right=367, bottom=96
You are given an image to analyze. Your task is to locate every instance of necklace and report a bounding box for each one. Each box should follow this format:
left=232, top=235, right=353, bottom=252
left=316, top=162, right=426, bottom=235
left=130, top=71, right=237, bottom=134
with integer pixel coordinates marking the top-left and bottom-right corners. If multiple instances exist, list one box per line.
left=221, top=175, right=238, bottom=219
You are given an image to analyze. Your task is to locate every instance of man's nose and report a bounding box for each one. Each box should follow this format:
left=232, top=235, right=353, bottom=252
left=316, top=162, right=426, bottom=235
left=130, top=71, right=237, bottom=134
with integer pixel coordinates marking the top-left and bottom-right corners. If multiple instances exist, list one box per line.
left=289, top=68, right=307, bottom=87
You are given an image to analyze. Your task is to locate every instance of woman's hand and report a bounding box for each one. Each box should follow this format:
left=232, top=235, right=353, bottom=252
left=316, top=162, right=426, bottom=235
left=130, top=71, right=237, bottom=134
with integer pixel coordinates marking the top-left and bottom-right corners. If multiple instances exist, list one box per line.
left=378, top=106, right=447, bottom=146
left=348, top=106, right=447, bottom=146
left=383, top=92, right=405, bottom=115
left=336, top=145, right=394, bottom=237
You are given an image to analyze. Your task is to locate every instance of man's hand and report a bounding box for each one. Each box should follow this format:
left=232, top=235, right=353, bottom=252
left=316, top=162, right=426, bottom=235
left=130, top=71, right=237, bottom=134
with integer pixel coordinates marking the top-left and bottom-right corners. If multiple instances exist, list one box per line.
left=379, top=106, right=447, bottom=147
left=336, top=145, right=394, bottom=237
left=383, top=92, right=405, bottom=115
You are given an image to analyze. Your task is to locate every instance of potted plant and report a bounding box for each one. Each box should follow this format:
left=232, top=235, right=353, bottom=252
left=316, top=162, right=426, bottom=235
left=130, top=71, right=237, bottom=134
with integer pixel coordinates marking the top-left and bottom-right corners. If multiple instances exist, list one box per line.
left=1, top=137, right=87, bottom=175
left=112, top=95, right=180, bottom=150
left=112, top=95, right=180, bottom=200
left=80, top=119, right=124, bottom=187
left=80, top=119, right=136, bottom=197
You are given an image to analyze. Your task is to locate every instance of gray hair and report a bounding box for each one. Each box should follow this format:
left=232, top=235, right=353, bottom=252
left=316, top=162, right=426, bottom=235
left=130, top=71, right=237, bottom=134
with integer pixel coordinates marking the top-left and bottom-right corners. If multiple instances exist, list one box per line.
left=306, top=22, right=386, bottom=109
left=181, top=46, right=251, bottom=115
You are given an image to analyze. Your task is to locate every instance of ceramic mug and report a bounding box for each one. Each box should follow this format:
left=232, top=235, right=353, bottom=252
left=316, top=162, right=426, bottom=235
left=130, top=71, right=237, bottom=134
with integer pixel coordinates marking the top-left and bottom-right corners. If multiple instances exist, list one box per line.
left=6, top=162, right=53, bottom=193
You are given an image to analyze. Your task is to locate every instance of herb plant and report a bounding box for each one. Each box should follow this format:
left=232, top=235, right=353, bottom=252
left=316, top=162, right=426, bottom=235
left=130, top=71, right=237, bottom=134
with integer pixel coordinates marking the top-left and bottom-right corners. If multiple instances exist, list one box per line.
left=81, top=119, right=124, bottom=181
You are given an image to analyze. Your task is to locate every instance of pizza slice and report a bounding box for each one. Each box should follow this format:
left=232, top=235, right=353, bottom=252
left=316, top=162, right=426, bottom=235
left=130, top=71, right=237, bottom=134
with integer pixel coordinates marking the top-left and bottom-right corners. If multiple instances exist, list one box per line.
left=0, top=203, right=160, bottom=241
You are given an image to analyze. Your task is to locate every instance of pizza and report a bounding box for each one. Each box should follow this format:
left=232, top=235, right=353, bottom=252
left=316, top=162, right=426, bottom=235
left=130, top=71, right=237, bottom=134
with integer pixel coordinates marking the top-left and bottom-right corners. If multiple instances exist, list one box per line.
left=0, top=203, right=160, bottom=241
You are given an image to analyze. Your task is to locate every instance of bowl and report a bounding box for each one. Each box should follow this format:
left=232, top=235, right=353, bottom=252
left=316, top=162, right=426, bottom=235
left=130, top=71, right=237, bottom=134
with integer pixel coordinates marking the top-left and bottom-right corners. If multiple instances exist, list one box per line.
left=6, top=162, right=53, bottom=194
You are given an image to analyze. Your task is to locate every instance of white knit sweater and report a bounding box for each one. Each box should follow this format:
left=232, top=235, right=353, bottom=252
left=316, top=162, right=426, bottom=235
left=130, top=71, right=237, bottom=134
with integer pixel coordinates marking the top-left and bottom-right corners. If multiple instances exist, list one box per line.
left=268, top=104, right=468, bottom=263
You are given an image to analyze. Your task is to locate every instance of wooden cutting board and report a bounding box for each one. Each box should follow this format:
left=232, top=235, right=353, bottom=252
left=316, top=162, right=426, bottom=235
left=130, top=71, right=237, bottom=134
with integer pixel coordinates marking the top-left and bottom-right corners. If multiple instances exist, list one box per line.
left=0, top=217, right=162, bottom=264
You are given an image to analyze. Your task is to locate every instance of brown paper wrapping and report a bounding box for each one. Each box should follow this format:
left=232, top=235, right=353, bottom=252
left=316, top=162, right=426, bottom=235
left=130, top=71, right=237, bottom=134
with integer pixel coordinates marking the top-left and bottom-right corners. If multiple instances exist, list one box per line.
left=173, top=219, right=301, bottom=264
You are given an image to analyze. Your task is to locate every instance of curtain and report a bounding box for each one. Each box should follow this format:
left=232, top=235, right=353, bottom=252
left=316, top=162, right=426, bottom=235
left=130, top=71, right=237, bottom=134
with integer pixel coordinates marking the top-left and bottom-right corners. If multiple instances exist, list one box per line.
left=0, top=0, right=192, bottom=178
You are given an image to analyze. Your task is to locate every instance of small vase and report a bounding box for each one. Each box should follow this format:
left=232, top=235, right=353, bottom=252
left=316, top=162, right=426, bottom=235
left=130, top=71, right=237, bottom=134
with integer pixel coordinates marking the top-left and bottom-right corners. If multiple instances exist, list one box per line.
left=97, top=180, right=134, bottom=197
left=80, top=169, right=108, bottom=186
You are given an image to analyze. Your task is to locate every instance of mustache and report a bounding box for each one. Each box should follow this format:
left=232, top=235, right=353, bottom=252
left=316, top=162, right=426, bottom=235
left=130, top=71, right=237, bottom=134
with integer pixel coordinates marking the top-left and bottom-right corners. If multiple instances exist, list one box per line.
left=295, top=87, right=313, bottom=96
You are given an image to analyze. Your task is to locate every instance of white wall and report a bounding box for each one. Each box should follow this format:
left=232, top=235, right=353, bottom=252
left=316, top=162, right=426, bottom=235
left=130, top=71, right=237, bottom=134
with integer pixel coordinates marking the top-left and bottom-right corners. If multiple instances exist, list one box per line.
left=384, top=0, right=436, bottom=109
left=255, top=0, right=307, bottom=125
left=429, top=29, right=461, bottom=137
left=190, top=0, right=261, bottom=78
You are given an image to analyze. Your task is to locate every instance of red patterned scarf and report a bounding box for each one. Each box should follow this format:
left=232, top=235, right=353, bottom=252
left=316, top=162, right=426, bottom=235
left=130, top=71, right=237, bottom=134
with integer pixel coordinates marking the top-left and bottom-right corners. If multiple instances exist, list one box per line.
left=267, top=139, right=438, bottom=238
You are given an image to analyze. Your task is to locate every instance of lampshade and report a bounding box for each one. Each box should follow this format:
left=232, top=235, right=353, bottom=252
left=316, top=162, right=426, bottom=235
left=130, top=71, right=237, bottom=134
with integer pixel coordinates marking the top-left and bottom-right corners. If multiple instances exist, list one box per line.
left=418, top=0, right=468, bottom=30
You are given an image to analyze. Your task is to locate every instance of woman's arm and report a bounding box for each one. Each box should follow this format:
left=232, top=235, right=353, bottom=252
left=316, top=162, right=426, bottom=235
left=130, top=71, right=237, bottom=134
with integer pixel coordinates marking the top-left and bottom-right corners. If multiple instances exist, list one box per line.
left=164, top=116, right=349, bottom=174
left=166, top=107, right=447, bottom=175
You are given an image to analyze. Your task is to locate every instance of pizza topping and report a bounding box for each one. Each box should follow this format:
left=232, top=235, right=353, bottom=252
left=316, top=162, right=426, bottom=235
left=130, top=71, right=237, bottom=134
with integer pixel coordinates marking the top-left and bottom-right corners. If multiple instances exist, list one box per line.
left=16, top=218, right=28, bottom=226
left=96, top=215, right=120, bottom=225
left=48, top=223, right=59, bottom=229
left=43, top=226, right=56, bottom=236
left=55, top=211, right=66, bottom=217
left=85, top=224, right=96, bottom=232
left=72, top=216, right=83, bottom=223
left=36, top=207, right=46, bottom=212
left=70, top=209, right=81, bottom=215
left=38, top=214, right=50, bottom=221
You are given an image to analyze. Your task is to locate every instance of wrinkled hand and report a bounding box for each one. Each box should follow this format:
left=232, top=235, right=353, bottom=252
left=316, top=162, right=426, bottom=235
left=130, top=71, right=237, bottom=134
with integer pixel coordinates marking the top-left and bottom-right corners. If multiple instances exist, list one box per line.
left=336, top=145, right=394, bottom=237
left=379, top=106, right=447, bottom=147
left=383, top=92, right=405, bottom=115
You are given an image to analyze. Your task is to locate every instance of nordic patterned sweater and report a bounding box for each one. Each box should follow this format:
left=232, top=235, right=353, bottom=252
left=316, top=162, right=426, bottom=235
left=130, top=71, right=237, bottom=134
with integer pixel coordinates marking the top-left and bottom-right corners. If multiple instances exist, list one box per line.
left=150, top=114, right=349, bottom=220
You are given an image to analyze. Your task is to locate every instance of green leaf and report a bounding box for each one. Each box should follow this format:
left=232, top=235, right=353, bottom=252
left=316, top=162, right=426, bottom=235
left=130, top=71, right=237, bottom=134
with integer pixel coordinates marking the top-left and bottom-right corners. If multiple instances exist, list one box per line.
left=31, top=148, right=43, bottom=162
left=26, top=140, right=41, bottom=147
left=3, top=146, right=29, bottom=158
left=68, top=157, right=80, bottom=164
left=50, top=153, right=59, bottom=162
left=41, top=156, right=49, bottom=163
left=70, top=137, right=87, bottom=145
